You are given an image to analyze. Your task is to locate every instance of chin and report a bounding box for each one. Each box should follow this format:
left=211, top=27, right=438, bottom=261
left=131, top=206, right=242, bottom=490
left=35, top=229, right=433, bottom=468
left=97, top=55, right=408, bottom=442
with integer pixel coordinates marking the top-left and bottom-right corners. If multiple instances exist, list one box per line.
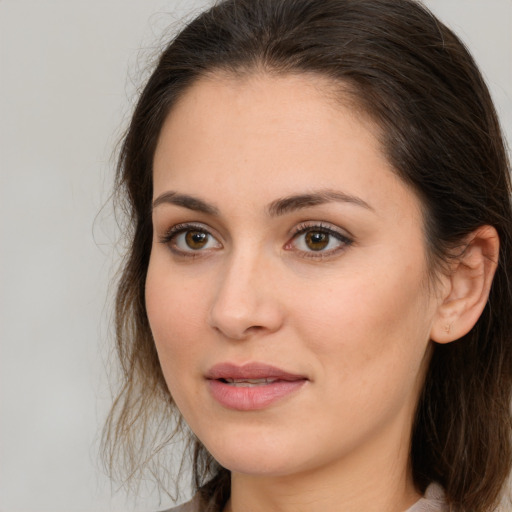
left=201, top=430, right=314, bottom=477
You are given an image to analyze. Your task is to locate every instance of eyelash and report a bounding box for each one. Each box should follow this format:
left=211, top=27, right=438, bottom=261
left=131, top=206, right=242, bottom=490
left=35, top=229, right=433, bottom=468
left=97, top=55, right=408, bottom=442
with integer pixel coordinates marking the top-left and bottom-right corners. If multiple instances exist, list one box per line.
left=159, top=222, right=218, bottom=256
left=158, top=222, right=353, bottom=259
left=286, top=222, right=353, bottom=259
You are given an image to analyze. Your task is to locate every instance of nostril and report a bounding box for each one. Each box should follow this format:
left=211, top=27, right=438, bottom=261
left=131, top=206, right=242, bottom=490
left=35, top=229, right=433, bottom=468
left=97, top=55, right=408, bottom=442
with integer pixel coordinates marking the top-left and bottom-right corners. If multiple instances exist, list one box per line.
left=211, top=323, right=266, bottom=341
left=246, top=325, right=265, bottom=332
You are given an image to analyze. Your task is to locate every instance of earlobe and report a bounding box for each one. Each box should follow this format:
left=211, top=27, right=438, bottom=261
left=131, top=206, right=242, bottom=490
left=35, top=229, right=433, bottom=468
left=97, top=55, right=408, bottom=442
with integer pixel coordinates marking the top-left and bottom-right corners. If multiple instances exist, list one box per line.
left=430, top=225, right=499, bottom=344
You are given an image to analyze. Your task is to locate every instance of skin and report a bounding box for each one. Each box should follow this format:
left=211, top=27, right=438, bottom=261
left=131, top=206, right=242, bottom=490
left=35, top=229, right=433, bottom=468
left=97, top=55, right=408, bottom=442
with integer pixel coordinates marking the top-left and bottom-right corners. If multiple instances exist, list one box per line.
left=145, top=73, right=496, bottom=512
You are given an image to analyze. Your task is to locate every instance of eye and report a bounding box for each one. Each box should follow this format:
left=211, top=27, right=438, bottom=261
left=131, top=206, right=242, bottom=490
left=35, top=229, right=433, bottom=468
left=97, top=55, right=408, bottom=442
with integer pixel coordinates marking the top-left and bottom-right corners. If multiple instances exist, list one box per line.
left=159, top=223, right=222, bottom=255
left=286, top=223, right=352, bottom=257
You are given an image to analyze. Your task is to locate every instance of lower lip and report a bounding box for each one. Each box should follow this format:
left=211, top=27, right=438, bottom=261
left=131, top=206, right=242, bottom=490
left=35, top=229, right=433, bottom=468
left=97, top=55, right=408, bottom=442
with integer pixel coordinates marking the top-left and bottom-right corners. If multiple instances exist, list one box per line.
left=208, top=379, right=307, bottom=411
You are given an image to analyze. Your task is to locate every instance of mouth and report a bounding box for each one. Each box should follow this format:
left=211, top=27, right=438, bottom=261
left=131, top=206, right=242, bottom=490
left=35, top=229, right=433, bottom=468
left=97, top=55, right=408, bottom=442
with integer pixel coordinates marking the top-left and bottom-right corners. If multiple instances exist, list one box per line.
left=206, top=362, right=307, bottom=381
left=205, top=362, right=308, bottom=410
left=219, top=377, right=282, bottom=387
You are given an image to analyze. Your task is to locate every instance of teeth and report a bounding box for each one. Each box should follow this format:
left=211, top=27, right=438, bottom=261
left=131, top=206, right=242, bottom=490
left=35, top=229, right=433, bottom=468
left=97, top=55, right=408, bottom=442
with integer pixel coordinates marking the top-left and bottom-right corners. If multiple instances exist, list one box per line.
left=224, top=378, right=277, bottom=387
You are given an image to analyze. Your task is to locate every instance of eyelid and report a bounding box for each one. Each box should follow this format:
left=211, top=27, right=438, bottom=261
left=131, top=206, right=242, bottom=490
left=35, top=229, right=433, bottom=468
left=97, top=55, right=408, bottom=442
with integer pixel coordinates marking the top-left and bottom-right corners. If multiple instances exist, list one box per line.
left=290, top=221, right=353, bottom=239
left=285, top=221, right=353, bottom=257
left=159, top=222, right=222, bottom=255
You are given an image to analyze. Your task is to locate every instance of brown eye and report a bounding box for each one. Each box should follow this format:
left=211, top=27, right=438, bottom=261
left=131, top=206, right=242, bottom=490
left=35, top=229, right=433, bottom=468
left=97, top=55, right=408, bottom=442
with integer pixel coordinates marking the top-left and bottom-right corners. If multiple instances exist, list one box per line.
left=162, top=224, right=222, bottom=254
left=305, top=231, right=330, bottom=251
left=185, top=230, right=209, bottom=250
left=287, top=224, right=352, bottom=257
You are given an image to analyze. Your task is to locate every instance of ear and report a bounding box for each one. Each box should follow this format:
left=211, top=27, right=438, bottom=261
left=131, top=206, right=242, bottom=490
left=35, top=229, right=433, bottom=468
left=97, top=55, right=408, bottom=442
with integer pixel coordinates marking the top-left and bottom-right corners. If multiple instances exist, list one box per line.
left=430, top=225, right=499, bottom=344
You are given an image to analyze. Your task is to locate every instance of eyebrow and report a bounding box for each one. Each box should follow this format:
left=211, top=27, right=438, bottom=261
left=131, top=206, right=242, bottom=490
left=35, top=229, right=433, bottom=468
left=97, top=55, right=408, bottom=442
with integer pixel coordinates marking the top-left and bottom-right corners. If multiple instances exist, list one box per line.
left=152, top=191, right=220, bottom=215
left=267, top=189, right=374, bottom=216
left=151, top=188, right=374, bottom=217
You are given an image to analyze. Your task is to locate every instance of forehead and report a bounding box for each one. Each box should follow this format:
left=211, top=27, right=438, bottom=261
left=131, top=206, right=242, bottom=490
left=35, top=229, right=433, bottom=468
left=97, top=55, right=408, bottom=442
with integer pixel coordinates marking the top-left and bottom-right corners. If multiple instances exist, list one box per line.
left=158, top=71, right=375, bottom=139
left=154, top=73, right=376, bottom=174
left=152, top=72, right=420, bottom=223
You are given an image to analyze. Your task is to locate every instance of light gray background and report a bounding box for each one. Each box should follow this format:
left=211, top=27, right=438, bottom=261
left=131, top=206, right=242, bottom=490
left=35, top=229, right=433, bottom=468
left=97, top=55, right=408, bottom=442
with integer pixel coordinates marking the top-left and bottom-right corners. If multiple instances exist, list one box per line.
left=1, top=1, right=511, bottom=511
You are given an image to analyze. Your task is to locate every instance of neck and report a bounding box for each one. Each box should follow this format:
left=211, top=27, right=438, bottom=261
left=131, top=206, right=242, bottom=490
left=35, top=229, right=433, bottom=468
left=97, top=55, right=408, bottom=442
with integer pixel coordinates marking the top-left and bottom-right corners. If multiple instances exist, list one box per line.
left=223, top=415, right=421, bottom=512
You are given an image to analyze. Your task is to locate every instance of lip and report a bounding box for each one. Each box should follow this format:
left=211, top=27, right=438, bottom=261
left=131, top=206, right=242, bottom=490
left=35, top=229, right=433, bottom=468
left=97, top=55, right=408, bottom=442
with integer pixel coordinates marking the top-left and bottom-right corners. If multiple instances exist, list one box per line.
left=206, top=362, right=308, bottom=411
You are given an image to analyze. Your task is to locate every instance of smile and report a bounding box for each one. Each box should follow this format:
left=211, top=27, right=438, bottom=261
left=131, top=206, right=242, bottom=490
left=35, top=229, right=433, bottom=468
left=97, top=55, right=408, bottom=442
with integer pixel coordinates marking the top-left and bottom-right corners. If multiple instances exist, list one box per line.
left=206, top=363, right=308, bottom=411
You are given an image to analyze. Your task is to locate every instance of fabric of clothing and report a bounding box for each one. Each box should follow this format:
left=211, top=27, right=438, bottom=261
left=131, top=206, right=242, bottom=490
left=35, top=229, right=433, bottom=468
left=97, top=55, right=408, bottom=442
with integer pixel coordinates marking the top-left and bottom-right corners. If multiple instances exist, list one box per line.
left=405, top=483, right=448, bottom=512
left=162, top=482, right=448, bottom=512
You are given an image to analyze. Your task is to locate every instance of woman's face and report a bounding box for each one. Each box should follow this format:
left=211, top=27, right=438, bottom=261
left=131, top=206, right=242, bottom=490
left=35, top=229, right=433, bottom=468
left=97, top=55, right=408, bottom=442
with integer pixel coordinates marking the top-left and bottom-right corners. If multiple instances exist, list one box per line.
left=146, top=73, right=441, bottom=479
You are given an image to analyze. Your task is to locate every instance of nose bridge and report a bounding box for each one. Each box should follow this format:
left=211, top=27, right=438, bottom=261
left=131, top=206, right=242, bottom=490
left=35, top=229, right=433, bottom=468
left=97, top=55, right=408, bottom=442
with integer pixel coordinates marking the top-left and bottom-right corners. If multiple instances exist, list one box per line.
left=208, top=243, right=282, bottom=339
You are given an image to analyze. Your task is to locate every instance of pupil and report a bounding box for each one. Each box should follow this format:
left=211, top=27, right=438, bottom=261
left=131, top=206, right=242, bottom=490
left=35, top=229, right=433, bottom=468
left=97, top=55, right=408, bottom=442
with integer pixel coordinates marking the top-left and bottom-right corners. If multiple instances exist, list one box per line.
left=306, top=231, right=329, bottom=250
left=186, top=231, right=208, bottom=249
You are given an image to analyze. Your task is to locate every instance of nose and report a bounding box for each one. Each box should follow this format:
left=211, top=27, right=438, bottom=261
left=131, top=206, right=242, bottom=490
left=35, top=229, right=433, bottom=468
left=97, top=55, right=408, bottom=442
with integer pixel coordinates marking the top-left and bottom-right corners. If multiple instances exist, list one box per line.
left=208, top=250, right=284, bottom=340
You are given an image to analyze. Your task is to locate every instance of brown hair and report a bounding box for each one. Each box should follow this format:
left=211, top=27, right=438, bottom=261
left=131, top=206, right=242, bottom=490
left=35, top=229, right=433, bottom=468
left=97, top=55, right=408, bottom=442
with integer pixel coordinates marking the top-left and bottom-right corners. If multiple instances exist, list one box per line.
left=103, top=1, right=512, bottom=510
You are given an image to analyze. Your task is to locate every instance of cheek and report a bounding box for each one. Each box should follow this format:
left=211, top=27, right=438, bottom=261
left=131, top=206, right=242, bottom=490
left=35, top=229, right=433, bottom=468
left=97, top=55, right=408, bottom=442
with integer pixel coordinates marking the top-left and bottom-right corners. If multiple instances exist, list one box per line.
left=145, top=247, right=211, bottom=330
left=145, top=255, right=210, bottom=387
left=292, top=260, right=433, bottom=385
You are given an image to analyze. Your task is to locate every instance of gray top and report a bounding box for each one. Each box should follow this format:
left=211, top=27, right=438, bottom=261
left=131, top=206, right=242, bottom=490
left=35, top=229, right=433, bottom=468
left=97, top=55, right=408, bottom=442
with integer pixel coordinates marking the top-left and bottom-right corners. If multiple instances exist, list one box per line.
left=406, top=484, right=448, bottom=512
left=163, top=483, right=448, bottom=512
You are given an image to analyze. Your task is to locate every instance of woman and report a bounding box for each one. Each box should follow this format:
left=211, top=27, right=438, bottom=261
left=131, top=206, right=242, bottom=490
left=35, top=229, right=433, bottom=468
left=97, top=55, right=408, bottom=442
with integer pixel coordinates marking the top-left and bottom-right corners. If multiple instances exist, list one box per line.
left=103, top=1, right=512, bottom=511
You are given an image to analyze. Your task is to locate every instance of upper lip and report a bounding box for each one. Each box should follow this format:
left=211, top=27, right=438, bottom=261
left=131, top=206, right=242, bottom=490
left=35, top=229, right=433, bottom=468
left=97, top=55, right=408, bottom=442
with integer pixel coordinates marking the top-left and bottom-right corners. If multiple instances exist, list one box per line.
left=206, top=362, right=307, bottom=381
